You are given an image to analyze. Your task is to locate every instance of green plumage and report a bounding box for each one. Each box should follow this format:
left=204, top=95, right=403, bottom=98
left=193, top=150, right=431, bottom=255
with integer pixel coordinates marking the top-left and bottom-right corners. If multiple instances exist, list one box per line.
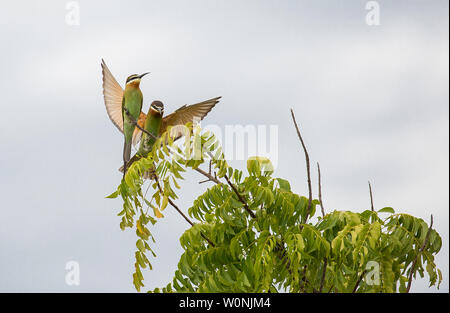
left=137, top=111, right=162, bottom=156
left=122, top=85, right=143, bottom=173
left=124, top=106, right=163, bottom=171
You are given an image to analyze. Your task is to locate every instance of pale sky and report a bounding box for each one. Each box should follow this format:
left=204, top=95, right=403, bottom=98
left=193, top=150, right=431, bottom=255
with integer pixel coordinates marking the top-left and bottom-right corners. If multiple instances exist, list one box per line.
left=0, top=0, right=448, bottom=292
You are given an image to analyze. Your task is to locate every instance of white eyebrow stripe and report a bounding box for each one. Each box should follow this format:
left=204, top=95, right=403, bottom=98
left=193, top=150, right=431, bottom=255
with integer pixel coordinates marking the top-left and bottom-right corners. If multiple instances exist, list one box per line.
left=151, top=106, right=163, bottom=112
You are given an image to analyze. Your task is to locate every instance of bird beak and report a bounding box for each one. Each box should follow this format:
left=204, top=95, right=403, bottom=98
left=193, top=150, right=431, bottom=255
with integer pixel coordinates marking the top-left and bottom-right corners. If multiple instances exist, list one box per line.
left=139, top=72, right=150, bottom=79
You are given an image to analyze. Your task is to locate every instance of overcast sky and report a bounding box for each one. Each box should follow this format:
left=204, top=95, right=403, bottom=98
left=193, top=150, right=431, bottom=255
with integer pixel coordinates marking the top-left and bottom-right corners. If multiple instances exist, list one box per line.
left=0, top=0, right=448, bottom=292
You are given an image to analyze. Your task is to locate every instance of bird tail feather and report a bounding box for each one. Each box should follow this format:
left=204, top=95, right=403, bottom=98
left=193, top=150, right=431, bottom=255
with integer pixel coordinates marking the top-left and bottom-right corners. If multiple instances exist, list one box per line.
left=122, top=141, right=132, bottom=174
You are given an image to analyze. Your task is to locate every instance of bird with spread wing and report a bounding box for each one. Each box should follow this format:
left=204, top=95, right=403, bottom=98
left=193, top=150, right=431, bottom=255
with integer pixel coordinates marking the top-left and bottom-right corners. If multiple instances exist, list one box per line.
left=101, top=59, right=221, bottom=175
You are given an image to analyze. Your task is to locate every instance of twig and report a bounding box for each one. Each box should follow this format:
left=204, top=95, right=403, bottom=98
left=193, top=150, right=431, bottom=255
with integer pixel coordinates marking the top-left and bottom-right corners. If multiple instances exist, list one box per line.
left=123, top=107, right=158, bottom=140
left=154, top=175, right=215, bottom=247
left=406, top=215, right=434, bottom=293
left=224, top=175, right=256, bottom=219
left=368, top=181, right=374, bottom=212
left=290, top=109, right=313, bottom=224
left=154, top=176, right=192, bottom=226
left=352, top=269, right=367, bottom=293
left=196, top=160, right=222, bottom=184
left=317, top=162, right=325, bottom=217
left=195, top=168, right=222, bottom=185
left=327, top=284, right=335, bottom=293
left=319, top=258, right=327, bottom=293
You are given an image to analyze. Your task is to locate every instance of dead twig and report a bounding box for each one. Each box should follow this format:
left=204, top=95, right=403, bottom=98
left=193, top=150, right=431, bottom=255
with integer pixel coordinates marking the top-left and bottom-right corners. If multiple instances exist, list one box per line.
left=317, top=162, right=325, bottom=217
left=290, top=109, right=313, bottom=224
left=368, top=181, right=374, bottom=212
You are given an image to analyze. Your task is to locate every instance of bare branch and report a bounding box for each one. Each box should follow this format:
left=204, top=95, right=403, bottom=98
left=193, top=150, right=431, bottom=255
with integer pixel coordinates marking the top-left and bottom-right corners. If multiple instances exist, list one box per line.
left=290, top=109, right=313, bottom=223
left=195, top=160, right=222, bottom=185
left=195, top=167, right=222, bottom=185
left=317, top=162, right=325, bottom=217
left=368, top=181, right=374, bottom=212
left=406, top=214, right=434, bottom=293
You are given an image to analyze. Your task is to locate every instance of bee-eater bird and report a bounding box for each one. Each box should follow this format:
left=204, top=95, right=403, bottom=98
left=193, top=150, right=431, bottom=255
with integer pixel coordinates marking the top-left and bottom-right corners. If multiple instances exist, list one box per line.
left=100, top=59, right=149, bottom=175
left=121, top=72, right=149, bottom=174
left=101, top=59, right=221, bottom=176
left=120, top=96, right=221, bottom=174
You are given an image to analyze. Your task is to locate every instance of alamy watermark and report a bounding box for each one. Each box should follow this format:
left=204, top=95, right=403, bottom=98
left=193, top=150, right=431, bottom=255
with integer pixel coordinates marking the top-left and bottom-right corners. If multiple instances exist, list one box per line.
left=365, top=261, right=380, bottom=286
left=65, top=1, right=80, bottom=26
left=157, top=123, right=279, bottom=170
left=65, top=260, right=80, bottom=286
left=365, top=1, right=381, bottom=26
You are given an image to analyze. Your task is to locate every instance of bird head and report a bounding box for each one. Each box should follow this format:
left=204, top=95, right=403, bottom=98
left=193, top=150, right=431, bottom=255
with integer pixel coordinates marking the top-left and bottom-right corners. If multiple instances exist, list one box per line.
left=150, top=100, right=164, bottom=115
left=125, top=72, right=150, bottom=86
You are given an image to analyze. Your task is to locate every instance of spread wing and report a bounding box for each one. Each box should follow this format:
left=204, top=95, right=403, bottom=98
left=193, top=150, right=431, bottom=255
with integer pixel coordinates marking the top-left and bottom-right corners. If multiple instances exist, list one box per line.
left=101, top=59, right=145, bottom=145
left=101, top=59, right=124, bottom=132
left=160, top=96, right=221, bottom=140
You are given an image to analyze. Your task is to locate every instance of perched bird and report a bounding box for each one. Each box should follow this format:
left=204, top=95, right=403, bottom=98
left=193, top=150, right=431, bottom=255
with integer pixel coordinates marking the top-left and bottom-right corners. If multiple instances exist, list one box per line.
left=121, top=72, right=149, bottom=175
left=120, top=96, right=221, bottom=174
left=101, top=59, right=149, bottom=175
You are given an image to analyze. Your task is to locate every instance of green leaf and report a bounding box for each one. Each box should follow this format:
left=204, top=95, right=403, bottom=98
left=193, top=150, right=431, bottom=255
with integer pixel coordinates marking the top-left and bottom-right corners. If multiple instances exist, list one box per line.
left=378, top=207, right=395, bottom=214
left=136, top=239, right=145, bottom=252
left=161, top=195, right=169, bottom=211
left=106, top=190, right=119, bottom=199
left=276, top=178, right=291, bottom=192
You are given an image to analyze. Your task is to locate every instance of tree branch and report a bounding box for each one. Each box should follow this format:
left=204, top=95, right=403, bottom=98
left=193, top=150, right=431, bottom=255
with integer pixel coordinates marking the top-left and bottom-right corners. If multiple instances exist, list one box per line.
left=317, top=162, right=325, bottom=217
left=368, top=181, right=374, bottom=212
left=194, top=167, right=222, bottom=185
left=123, top=107, right=158, bottom=140
left=154, top=175, right=215, bottom=247
left=352, top=269, right=367, bottom=293
left=290, top=109, right=313, bottom=224
left=406, top=214, right=434, bottom=293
